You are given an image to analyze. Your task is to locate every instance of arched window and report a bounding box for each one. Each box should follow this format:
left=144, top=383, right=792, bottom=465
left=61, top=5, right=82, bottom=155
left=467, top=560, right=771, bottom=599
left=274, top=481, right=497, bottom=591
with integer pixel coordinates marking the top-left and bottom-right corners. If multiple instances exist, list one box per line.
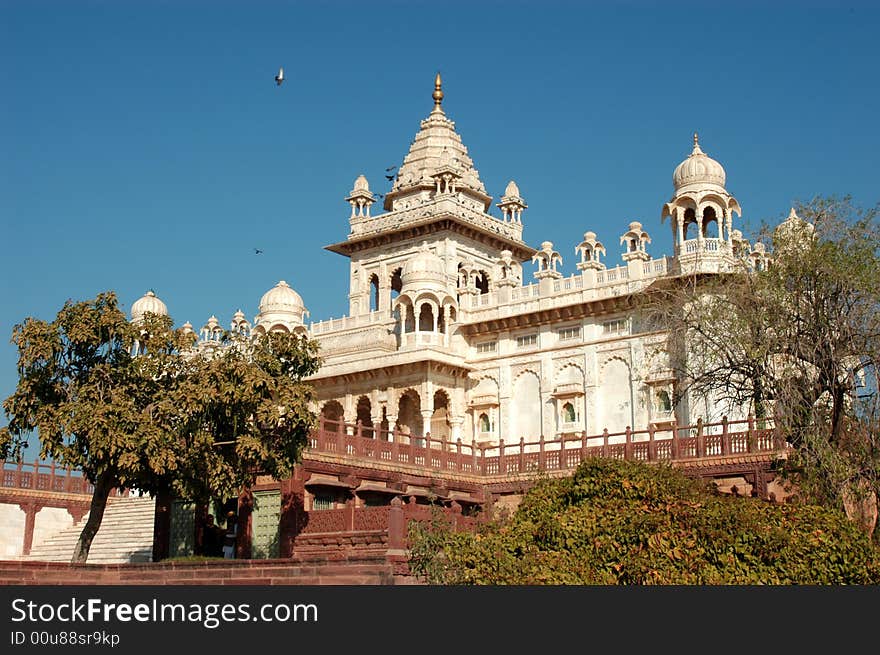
left=478, top=413, right=491, bottom=432
left=369, top=274, right=379, bottom=312
left=356, top=396, right=373, bottom=438
left=475, top=271, right=490, bottom=294
left=701, top=206, right=718, bottom=238
left=418, top=304, right=433, bottom=332
left=656, top=390, right=672, bottom=413
left=562, top=402, right=576, bottom=423
left=390, top=268, right=402, bottom=303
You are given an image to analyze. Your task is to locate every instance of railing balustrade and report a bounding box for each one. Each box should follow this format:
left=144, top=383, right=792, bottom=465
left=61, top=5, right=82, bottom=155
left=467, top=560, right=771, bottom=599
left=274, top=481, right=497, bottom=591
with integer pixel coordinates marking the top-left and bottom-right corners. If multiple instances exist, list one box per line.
left=310, top=415, right=785, bottom=477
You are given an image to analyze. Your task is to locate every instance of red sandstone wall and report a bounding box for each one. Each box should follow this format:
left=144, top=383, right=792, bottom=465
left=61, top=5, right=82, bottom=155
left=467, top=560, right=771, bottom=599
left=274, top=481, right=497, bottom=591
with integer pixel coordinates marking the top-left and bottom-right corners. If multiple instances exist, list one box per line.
left=0, top=558, right=411, bottom=585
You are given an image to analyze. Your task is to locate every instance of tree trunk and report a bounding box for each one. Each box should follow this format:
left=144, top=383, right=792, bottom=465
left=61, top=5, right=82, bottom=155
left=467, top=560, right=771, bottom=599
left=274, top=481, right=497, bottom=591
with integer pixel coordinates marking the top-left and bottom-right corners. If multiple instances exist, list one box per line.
left=71, top=473, right=114, bottom=564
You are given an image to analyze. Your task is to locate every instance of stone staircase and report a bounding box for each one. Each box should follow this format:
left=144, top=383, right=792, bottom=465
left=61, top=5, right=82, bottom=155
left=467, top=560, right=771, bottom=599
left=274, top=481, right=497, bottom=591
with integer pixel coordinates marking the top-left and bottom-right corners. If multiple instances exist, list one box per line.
left=26, top=495, right=156, bottom=563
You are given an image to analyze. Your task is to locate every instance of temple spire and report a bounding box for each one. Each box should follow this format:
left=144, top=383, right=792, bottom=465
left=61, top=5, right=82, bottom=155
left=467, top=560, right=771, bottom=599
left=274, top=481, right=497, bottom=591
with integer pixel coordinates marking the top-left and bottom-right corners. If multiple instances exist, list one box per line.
left=432, top=72, right=444, bottom=111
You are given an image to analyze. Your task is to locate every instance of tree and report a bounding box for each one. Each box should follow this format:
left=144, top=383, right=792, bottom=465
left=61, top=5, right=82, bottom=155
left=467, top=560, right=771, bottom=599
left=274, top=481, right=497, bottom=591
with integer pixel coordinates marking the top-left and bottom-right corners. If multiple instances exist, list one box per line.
left=640, top=196, right=880, bottom=532
left=0, top=291, right=321, bottom=562
left=151, top=328, right=321, bottom=506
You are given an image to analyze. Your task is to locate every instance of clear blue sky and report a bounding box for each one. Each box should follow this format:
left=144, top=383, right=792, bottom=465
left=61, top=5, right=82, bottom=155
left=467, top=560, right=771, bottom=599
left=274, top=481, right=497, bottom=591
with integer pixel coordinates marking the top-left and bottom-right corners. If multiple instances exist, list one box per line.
left=2, top=1, right=879, bottom=458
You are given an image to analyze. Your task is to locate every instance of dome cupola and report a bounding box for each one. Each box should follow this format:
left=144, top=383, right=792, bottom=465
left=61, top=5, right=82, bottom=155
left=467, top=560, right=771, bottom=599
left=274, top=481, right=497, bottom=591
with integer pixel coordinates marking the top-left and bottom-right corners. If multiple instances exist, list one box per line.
left=401, top=242, right=447, bottom=291
left=672, top=133, right=727, bottom=191
left=255, top=280, right=307, bottom=330
left=131, top=290, right=168, bottom=323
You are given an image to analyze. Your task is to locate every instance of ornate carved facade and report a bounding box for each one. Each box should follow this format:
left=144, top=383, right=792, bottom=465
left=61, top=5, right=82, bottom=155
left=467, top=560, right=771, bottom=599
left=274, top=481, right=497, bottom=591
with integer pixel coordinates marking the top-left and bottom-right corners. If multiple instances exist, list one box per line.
left=133, top=76, right=780, bottom=450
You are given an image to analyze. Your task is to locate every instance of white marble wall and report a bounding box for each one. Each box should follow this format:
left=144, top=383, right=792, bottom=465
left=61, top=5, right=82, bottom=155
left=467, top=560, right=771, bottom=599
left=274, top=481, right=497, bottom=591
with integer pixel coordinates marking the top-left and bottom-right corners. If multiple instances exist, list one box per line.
left=0, top=504, right=25, bottom=558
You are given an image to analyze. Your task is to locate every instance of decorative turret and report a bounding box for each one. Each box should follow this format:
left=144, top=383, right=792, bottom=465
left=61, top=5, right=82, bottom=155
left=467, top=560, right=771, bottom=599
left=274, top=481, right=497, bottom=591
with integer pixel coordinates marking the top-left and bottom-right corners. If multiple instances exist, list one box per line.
left=620, top=221, right=651, bottom=262
left=662, top=133, right=742, bottom=264
left=345, top=174, right=376, bottom=219
left=575, top=232, right=607, bottom=271
left=748, top=241, right=770, bottom=271
left=394, top=242, right=457, bottom=345
left=230, top=309, right=251, bottom=337
left=254, top=280, right=308, bottom=334
left=382, top=74, right=492, bottom=214
left=773, top=207, right=815, bottom=254
left=497, top=180, right=527, bottom=224
left=494, top=249, right=521, bottom=288
left=533, top=241, right=563, bottom=280
left=200, top=315, right=223, bottom=342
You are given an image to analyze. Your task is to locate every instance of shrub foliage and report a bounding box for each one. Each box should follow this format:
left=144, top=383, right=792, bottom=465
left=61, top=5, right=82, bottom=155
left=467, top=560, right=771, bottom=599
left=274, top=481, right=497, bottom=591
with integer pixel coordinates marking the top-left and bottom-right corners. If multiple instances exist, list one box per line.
left=408, top=458, right=880, bottom=584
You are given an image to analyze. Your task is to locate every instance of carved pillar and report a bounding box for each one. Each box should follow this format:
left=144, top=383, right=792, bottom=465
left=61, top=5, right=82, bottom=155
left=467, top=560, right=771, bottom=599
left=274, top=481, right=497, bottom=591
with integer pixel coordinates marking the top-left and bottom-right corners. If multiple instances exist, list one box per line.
left=676, top=207, right=685, bottom=249
left=449, top=416, right=464, bottom=442
left=420, top=410, right=434, bottom=440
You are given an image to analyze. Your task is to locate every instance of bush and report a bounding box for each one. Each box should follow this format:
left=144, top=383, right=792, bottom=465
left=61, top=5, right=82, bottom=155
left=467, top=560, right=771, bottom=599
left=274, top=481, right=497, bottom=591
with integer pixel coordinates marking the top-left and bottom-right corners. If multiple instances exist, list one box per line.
left=408, top=458, right=880, bottom=584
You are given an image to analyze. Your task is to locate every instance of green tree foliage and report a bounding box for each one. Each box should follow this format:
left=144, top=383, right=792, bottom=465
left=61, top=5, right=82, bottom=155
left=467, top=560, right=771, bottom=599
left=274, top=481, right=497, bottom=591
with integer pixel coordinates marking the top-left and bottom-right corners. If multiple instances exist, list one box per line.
left=0, top=291, right=321, bottom=563
left=408, top=458, right=880, bottom=584
left=640, top=196, right=880, bottom=532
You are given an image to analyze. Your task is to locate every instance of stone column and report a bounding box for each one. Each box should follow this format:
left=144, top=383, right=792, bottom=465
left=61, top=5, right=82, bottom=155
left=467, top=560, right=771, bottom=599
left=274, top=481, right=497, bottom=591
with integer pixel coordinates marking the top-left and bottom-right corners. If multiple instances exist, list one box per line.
left=386, top=415, right=398, bottom=442
left=19, top=502, right=37, bottom=557
left=676, top=208, right=685, bottom=249
left=449, top=416, right=464, bottom=442
left=420, top=410, right=434, bottom=442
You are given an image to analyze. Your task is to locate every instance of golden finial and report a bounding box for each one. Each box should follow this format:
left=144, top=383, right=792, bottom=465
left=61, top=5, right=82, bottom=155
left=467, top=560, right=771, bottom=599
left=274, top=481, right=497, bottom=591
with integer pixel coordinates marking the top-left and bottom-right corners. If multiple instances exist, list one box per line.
left=693, top=132, right=699, bottom=146
left=432, top=72, right=443, bottom=109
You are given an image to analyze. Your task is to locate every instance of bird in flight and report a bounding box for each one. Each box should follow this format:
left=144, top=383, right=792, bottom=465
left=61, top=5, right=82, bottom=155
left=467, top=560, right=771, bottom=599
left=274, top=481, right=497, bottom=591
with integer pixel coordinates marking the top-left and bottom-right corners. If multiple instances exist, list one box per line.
left=385, top=165, right=397, bottom=172
left=385, top=174, right=396, bottom=181
left=275, top=67, right=284, bottom=86
left=254, top=248, right=264, bottom=255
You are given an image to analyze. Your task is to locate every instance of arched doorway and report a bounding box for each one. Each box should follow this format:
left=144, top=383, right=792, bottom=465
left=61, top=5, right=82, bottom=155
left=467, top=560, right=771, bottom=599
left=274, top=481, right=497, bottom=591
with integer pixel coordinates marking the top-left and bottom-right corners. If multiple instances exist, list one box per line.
left=321, top=400, right=345, bottom=433
left=397, top=390, right=423, bottom=438
left=431, top=390, right=451, bottom=440
left=356, top=395, right=374, bottom=438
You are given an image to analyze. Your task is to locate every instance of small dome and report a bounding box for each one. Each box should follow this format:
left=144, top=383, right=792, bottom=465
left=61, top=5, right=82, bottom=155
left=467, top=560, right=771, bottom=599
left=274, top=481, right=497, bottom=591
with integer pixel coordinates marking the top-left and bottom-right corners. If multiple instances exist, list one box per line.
left=628, top=221, right=642, bottom=231
left=204, top=315, right=220, bottom=330
left=773, top=207, right=815, bottom=249
left=181, top=321, right=194, bottom=334
left=673, top=134, right=726, bottom=190
left=504, top=180, right=520, bottom=197
left=401, top=243, right=446, bottom=285
left=353, top=174, right=370, bottom=192
left=232, top=309, right=246, bottom=321
left=259, top=280, right=305, bottom=315
left=131, top=290, right=168, bottom=322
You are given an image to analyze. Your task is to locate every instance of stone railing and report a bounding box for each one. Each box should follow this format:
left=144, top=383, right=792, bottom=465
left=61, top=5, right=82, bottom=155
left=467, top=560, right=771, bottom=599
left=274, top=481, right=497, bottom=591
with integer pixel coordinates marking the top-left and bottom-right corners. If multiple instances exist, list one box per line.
left=309, top=415, right=785, bottom=479
left=0, top=459, right=130, bottom=497
left=309, top=310, right=393, bottom=336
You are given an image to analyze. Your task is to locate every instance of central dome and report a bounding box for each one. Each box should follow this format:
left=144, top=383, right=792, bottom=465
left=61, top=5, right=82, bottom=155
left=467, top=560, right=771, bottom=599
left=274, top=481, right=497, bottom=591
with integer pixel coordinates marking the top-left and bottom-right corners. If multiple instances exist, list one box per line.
left=673, top=134, right=726, bottom=190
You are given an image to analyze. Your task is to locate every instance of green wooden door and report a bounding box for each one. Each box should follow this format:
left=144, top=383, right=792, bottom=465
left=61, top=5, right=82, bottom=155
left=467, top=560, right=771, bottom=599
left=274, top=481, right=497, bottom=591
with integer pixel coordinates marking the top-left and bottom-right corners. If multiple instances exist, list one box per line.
left=251, top=490, right=281, bottom=559
left=169, top=500, right=195, bottom=558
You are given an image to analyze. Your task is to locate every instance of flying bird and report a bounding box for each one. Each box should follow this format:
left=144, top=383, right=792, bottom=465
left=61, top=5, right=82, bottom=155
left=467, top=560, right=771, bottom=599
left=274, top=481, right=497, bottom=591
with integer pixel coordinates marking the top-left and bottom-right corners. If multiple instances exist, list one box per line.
left=385, top=174, right=396, bottom=181
left=275, top=67, right=284, bottom=86
left=254, top=248, right=264, bottom=255
left=385, top=165, right=397, bottom=172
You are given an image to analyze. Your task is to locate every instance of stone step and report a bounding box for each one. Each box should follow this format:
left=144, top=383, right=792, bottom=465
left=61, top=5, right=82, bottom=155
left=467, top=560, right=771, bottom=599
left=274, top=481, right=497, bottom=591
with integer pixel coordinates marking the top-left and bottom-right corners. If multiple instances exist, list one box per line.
left=26, top=496, right=156, bottom=563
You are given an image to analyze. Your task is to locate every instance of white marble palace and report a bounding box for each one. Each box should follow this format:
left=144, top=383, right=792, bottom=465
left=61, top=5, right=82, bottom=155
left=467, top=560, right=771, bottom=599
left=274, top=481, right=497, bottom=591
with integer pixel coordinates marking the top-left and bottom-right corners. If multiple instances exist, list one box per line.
left=132, top=75, right=782, bottom=448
